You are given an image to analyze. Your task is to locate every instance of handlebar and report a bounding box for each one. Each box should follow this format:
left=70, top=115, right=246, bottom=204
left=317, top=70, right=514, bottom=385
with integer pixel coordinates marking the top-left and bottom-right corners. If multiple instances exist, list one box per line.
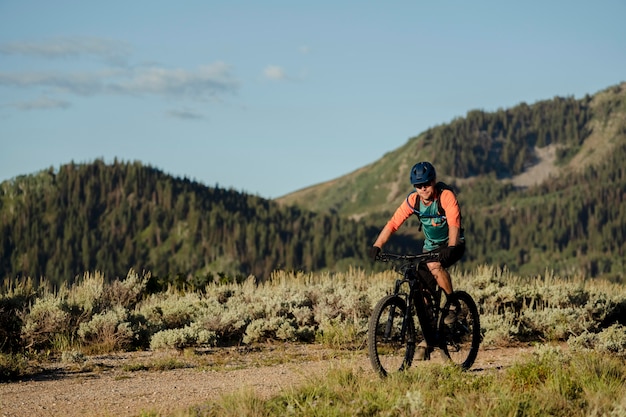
left=376, top=252, right=440, bottom=263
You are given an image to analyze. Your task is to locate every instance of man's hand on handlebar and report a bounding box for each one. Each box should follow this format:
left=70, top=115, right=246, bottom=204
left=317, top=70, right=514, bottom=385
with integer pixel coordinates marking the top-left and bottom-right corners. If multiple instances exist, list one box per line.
left=438, top=246, right=455, bottom=265
left=368, top=246, right=381, bottom=260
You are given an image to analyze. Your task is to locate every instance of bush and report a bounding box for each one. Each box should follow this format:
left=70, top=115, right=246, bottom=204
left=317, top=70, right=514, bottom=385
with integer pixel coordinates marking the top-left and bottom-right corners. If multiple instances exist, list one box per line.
left=0, top=278, right=37, bottom=352
left=67, top=271, right=106, bottom=313
left=150, top=323, right=217, bottom=350
left=20, top=293, right=71, bottom=351
left=192, top=303, right=248, bottom=345
left=135, top=291, right=202, bottom=331
left=101, top=269, right=149, bottom=309
left=5, top=265, right=626, bottom=358
left=243, top=317, right=298, bottom=344
left=77, top=306, right=134, bottom=352
left=0, top=352, right=40, bottom=382
left=568, top=324, right=626, bottom=357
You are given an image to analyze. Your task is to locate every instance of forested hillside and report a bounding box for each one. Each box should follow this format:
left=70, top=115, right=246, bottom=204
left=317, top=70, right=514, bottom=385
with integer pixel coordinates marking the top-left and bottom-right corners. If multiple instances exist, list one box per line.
left=279, top=83, right=626, bottom=280
left=0, top=161, right=397, bottom=286
left=2, top=83, right=625, bottom=284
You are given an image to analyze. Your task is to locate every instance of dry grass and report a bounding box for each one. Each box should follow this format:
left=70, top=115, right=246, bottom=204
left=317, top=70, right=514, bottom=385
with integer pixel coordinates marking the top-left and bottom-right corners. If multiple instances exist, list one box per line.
left=176, top=346, right=626, bottom=417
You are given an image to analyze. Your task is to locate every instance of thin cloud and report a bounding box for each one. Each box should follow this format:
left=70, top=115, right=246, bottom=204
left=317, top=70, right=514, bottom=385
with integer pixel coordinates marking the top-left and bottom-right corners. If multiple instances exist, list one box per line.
left=13, top=96, right=71, bottom=110
left=0, top=38, right=240, bottom=114
left=264, top=65, right=287, bottom=80
left=0, top=70, right=113, bottom=96
left=0, top=37, right=131, bottom=65
left=115, top=63, right=238, bottom=98
left=0, top=63, right=239, bottom=100
left=167, top=108, right=205, bottom=120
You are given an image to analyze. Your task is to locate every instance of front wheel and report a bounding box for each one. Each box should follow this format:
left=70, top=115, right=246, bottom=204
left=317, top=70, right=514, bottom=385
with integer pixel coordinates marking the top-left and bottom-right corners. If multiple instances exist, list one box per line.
left=439, top=291, right=481, bottom=369
left=368, top=294, right=418, bottom=377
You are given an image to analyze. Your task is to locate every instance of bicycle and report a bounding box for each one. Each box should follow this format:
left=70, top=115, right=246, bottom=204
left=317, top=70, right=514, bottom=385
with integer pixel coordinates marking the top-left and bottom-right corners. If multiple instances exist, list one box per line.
left=368, top=251, right=481, bottom=377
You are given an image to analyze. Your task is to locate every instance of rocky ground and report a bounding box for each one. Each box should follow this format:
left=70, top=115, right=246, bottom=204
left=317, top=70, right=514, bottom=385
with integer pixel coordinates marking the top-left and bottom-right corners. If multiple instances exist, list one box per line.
left=0, top=344, right=535, bottom=417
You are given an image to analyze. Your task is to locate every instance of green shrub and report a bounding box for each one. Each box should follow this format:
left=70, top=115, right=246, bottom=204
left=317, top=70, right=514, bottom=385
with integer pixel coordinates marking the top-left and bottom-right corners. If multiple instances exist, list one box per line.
left=569, top=324, right=626, bottom=357
left=20, top=293, right=71, bottom=351
left=1, top=278, right=38, bottom=352
left=0, top=352, right=40, bottom=381
left=480, top=311, right=516, bottom=346
left=191, top=304, right=248, bottom=345
left=149, top=323, right=217, bottom=350
left=243, top=317, right=298, bottom=344
left=67, top=271, right=106, bottom=313
left=5, top=265, right=626, bottom=357
left=77, top=306, right=134, bottom=352
left=315, top=317, right=364, bottom=349
left=101, top=269, right=149, bottom=309
left=136, top=291, right=202, bottom=330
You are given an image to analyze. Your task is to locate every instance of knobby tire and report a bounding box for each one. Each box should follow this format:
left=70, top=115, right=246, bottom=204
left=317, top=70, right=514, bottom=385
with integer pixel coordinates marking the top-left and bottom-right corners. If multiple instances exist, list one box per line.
left=439, top=290, right=481, bottom=369
left=368, top=295, right=419, bottom=377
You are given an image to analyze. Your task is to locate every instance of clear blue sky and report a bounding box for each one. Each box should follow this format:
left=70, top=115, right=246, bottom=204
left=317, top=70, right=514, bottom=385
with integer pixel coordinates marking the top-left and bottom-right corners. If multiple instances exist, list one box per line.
left=1, top=1, right=624, bottom=198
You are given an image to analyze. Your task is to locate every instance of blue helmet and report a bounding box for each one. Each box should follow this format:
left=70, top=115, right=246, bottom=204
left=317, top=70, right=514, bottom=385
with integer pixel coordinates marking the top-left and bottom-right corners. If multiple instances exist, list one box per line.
left=410, top=161, right=436, bottom=185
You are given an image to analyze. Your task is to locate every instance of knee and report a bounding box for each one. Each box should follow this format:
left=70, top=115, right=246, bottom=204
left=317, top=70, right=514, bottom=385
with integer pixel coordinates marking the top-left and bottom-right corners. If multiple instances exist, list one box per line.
left=428, top=263, right=443, bottom=277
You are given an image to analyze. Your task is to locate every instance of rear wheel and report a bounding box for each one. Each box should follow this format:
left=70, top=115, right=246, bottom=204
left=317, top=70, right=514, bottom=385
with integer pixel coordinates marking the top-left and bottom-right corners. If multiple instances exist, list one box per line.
left=439, top=291, right=480, bottom=369
left=368, top=295, right=421, bottom=377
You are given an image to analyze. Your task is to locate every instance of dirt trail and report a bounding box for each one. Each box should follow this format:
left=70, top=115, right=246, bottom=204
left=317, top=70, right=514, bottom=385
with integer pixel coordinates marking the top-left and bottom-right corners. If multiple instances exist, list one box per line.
left=0, top=344, right=534, bottom=417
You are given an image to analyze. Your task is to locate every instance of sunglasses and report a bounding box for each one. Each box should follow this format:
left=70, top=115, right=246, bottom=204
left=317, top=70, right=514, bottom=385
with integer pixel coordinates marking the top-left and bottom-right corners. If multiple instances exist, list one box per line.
left=414, top=181, right=433, bottom=189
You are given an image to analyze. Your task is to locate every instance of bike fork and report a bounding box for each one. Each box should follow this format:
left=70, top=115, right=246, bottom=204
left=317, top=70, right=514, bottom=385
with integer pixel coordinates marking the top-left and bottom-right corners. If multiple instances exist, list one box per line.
left=383, top=306, right=396, bottom=341
left=383, top=297, right=412, bottom=344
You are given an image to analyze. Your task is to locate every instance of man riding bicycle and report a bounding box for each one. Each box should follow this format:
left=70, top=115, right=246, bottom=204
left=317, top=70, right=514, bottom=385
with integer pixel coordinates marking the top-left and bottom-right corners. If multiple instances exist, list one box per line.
left=368, top=161, right=466, bottom=351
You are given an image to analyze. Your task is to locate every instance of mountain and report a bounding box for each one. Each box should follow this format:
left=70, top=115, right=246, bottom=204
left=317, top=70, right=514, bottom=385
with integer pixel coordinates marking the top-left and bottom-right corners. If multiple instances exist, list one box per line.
left=2, top=83, right=625, bottom=285
left=278, top=82, right=626, bottom=279
left=0, top=161, right=387, bottom=286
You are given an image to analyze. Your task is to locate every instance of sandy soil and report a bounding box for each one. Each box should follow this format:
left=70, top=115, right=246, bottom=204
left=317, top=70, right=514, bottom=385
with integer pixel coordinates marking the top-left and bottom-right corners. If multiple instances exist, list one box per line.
left=0, top=344, right=535, bottom=417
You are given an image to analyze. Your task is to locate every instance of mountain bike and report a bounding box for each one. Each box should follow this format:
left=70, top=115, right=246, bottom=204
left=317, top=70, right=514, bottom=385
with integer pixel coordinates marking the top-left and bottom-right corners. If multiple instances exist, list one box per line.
left=368, top=252, right=480, bottom=377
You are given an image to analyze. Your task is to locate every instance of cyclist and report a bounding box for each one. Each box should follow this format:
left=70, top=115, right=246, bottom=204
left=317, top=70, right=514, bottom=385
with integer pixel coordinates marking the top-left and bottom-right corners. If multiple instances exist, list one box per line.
left=368, top=161, right=465, bottom=358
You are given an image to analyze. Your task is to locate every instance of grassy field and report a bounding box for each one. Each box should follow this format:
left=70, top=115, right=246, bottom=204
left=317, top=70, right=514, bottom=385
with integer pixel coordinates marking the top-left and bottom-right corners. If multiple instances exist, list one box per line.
left=175, top=347, right=625, bottom=417
left=2, top=265, right=626, bottom=415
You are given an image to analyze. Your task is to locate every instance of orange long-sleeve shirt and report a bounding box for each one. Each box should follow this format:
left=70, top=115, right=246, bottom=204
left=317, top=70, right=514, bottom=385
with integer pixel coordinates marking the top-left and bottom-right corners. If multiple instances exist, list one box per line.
left=386, top=188, right=462, bottom=251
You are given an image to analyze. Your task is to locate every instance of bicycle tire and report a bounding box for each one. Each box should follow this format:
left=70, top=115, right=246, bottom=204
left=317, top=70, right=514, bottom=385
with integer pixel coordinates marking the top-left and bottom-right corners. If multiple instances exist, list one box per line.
left=438, top=291, right=480, bottom=369
left=368, top=294, right=419, bottom=377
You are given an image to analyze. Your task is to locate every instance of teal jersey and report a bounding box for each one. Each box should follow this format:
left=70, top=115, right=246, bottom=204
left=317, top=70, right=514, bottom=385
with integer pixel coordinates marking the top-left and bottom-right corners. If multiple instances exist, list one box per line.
left=395, top=185, right=464, bottom=253
left=418, top=199, right=449, bottom=252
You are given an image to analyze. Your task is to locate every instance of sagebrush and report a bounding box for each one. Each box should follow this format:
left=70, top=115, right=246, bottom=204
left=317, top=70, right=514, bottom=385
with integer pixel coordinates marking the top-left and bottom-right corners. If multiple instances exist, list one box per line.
left=1, top=265, right=625, bottom=358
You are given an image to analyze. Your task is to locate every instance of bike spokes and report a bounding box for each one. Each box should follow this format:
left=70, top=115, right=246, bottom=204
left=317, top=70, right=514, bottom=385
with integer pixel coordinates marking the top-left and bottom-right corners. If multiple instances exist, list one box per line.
left=368, top=295, right=419, bottom=377
left=439, top=291, right=480, bottom=369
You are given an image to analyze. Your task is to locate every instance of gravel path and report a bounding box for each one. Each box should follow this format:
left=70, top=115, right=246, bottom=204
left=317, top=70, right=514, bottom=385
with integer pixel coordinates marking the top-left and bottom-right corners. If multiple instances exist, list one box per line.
left=0, top=344, right=534, bottom=417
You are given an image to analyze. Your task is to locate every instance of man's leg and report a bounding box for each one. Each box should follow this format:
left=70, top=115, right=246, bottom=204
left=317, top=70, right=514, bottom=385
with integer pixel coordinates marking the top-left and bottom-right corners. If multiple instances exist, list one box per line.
left=427, top=262, right=453, bottom=295
left=427, top=262, right=457, bottom=325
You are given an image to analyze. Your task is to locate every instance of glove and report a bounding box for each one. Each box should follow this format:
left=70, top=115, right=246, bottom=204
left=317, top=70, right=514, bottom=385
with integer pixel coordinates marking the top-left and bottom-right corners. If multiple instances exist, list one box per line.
left=438, top=246, right=455, bottom=264
left=368, top=246, right=381, bottom=260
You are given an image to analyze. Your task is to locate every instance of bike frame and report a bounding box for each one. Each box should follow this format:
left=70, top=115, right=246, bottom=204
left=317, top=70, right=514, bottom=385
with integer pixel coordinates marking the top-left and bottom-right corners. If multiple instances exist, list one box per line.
left=370, top=251, right=481, bottom=375
left=380, top=253, right=443, bottom=349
